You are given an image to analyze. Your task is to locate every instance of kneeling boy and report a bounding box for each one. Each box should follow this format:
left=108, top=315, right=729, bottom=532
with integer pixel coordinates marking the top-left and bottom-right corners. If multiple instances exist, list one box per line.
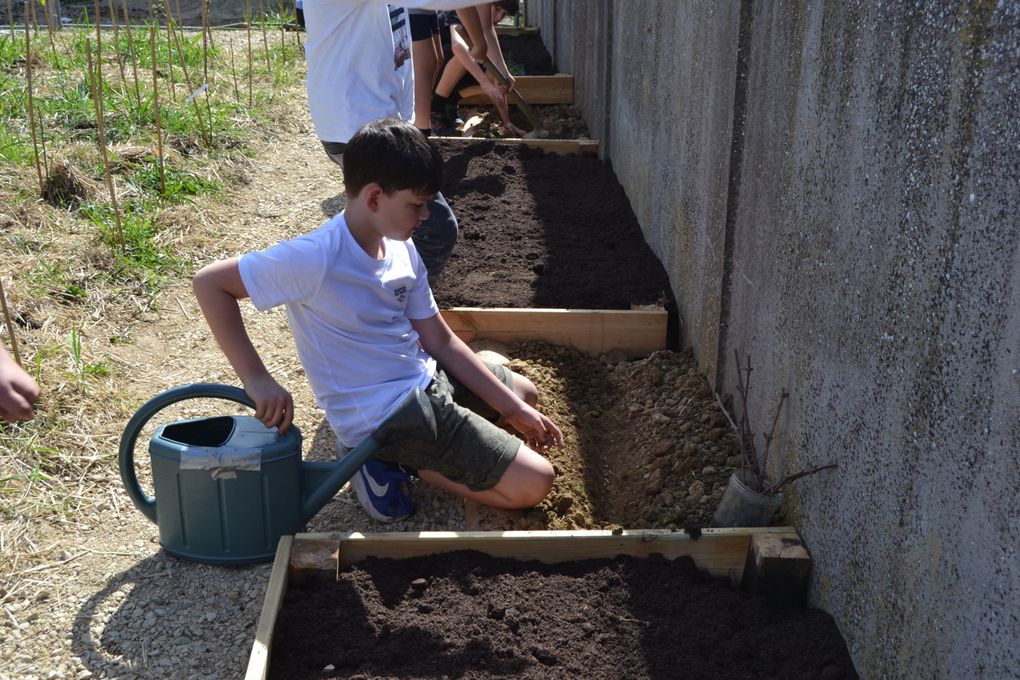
left=193, top=119, right=560, bottom=522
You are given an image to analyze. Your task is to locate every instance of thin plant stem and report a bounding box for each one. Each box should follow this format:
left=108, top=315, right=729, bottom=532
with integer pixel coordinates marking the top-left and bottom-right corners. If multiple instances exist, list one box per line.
left=228, top=33, right=239, bottom=104
left=245, top=0, right=253, bottom=107
left=162, top=0, right=210, bottom=146
left=120, top=0, right=142, bottom=107
left=85, top=31, right=126, bottom=253
left=148, top=20, right=165, bottom=195
left=770, top=464, right=838, bottom=495
left=200, top=0, right=207, bottom=84
left=6, top=0, right=13, bottom=40
left=28, top=0, right=36, bottom=32
left=760, top=388, right=788, bottom=475
left=278, top=0, right=285, bottom=66
left=23, top=2, right=44, bottom=196
left=108, top=0, right=126, bottom=85
left=0, top=278, right=23, bottom=367
left=165, top=7, right=175, bottom=97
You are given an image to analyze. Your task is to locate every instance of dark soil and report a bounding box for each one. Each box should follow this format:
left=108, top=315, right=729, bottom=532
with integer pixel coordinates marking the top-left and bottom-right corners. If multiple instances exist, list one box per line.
left=500, top=33, right=556, bottom=75
left=269, top=551, right=859, bottom=680
left=432, top=139, right=676, bottom=321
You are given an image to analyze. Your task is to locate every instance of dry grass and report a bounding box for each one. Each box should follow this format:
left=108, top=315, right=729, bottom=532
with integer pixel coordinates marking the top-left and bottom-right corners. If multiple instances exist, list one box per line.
left=0, top=26, right=305, bottom=607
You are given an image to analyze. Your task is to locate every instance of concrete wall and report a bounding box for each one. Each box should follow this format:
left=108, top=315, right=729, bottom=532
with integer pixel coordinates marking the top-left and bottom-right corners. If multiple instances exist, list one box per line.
left=533, top=1, right=1020, bottom=678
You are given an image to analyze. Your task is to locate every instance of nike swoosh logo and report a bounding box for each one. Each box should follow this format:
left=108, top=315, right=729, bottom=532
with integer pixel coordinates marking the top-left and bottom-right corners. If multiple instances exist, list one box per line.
left=364, top=469, right=389, bottom=497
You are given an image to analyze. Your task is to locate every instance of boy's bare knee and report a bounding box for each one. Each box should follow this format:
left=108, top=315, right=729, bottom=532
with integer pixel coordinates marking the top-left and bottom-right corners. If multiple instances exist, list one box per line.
left=511, top=371, right=539, bottom=407
left=503, top=448, right=554, bottom=508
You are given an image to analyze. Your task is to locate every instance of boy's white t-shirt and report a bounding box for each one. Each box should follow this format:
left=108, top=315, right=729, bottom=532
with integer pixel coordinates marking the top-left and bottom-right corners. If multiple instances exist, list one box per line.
left=238, top=213, right=439, bottom=448
left=301, top=0, right=477, bottom=144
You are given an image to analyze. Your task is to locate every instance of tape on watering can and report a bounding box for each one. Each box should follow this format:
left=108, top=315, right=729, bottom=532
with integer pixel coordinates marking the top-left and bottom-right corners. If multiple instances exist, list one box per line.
left=180, top=446, right=262, bottom=480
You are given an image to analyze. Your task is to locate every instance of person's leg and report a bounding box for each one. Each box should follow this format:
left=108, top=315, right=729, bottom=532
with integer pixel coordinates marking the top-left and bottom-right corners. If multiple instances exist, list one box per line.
left=412, top=191, right=458, bottom=282
left=418, top=445, right=553, bottom=508
left=416, top=366, right=553, bottom=509
left=409, top=11, right=440, bottom=135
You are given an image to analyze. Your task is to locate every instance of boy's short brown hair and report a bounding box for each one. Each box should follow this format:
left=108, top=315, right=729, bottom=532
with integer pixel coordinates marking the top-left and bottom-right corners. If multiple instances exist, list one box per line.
left=495, top=0, right=519, bottom=16
left=343, top=119, right=444, bottom=197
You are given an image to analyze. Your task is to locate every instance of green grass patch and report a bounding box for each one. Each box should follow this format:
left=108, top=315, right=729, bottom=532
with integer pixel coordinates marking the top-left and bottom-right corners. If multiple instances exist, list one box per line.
left=129, top=158, right=219, bottom=201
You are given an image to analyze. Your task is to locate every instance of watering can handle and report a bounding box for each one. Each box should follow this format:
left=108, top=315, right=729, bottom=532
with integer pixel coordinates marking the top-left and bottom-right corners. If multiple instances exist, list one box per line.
left=118, top=383, right=256, bottom=524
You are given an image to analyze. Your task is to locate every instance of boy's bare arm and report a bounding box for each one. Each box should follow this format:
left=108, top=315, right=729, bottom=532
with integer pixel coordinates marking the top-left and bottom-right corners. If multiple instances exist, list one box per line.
left=411, top=313, right=563, bottom=450
left=192, top=258, right=295, bottom=432
left=455, top=6, right=487, bottom=62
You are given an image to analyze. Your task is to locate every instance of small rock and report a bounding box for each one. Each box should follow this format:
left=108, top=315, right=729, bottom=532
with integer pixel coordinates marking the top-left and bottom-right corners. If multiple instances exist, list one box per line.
left=323, top=664, right=336, bottom=672
left=76, top=672, right=93, bottom=680
left=410, top=578, right=428, bottom=590
left=701, top=465, right=717, bottom=475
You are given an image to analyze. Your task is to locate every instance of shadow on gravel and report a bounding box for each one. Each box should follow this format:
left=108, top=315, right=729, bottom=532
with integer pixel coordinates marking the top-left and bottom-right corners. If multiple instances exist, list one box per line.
left=72, top=551, right=271, bottom=678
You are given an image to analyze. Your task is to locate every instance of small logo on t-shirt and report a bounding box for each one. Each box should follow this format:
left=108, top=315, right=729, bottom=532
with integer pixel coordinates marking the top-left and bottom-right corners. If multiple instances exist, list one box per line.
left=394, top=286, right=407, bottom=303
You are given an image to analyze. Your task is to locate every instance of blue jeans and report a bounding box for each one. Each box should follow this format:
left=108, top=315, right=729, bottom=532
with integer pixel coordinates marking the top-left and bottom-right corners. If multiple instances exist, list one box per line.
left=323, top=141, right=458, bottom=282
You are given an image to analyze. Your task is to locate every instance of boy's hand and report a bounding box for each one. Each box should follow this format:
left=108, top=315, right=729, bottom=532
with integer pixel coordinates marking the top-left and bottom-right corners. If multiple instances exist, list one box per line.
left=504, top=403, right=564, bottom=452
left=0, top=350, right=40, bottom=422
left=243, top=373, right=295, bottom=433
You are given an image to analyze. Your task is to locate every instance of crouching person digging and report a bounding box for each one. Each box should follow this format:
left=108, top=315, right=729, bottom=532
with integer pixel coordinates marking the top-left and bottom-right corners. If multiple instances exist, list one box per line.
left=193, top=119, right=560, bottom=522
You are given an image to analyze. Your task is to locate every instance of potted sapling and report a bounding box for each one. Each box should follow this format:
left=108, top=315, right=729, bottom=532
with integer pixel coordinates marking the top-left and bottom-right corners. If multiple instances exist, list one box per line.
left=710, top=350, right=837, bottom=528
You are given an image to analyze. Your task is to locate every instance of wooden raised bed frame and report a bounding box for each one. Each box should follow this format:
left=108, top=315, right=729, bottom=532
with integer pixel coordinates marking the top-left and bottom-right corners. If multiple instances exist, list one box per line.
left=458, top=74, right=574, bottom=105
left=432, top=135, right=599, bottom=156
left=245, top=528, right=810, bottom=679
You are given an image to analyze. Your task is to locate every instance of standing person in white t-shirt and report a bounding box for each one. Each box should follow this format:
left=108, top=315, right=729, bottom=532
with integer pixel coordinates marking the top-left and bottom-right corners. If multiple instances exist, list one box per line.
left=301, top=0, right=477, bottom=283
left=193, top=120, right=561, bottom=523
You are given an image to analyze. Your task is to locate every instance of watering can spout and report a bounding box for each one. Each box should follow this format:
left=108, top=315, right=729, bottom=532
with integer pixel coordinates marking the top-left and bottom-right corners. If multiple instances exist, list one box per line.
left=301, top=387, right=436, bottom=522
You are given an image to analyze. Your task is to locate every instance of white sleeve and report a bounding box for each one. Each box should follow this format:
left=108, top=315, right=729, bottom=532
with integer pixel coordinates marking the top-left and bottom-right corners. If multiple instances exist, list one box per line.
left=403, top=242, right=439, bottom=320
left=238, top=236, right=328, bottom=312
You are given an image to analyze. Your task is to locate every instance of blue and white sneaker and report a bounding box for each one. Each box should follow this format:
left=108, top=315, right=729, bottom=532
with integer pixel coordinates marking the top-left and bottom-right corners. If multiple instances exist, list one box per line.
left=350, top=458, right=415, bottom=522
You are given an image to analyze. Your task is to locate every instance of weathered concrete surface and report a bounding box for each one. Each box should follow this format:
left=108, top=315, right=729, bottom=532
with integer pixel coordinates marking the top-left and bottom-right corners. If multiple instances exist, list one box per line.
left=722, top=2, right=1020, bottom=678
left=530, top=2, right=742, bottom=377
left=536, top=0, right=1019, bottom=677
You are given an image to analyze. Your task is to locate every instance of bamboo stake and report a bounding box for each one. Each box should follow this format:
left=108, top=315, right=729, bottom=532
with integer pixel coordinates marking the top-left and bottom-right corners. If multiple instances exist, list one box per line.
left=245, top=0, right=253, bottom=107
left=162, top=0, right=210, bottom=146
left=28, top=0, right=37, bottom=32
left=41, top=0, right=57, bottom=56
left=23, top=2, right=44, bottom=196
left=148, top=20, right=165, bottom=195
left=120, top=0, right=141, bottom=107
left=228, top=32, right=239, bottom=104
left=203, top=0, right=213, bottom=48
left=0, top=278, right=23, bottom=367
left=85, top=29, right=126, bottom=253
left=257, top=0, right=270, bottom=74
left=199, top=0, right=214, bottom=148
left=6, top=0, right=13, bottom=40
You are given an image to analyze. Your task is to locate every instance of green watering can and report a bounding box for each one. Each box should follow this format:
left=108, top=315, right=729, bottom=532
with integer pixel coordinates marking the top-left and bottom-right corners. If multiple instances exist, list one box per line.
left=118, top=383, right=435, bottom=564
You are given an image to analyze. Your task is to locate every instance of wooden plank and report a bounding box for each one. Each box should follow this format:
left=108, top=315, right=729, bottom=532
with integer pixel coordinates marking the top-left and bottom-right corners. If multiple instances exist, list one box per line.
left=296, top=528, right=795, bottom=578
left=740, top=530, right=812, bottom=606
left=459, top=74, right=573, bottom=105
left=248, top=528, right=802, bottom=673
left=244, top=535, right=293, bottom=680
left=433, top=136, right=598, bottom=156
left=441, top=307, right=667, bottom=357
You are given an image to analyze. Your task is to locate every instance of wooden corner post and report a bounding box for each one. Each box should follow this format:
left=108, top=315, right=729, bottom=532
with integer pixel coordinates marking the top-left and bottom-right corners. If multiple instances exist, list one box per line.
left=740, top=529, right=811, bottom=607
